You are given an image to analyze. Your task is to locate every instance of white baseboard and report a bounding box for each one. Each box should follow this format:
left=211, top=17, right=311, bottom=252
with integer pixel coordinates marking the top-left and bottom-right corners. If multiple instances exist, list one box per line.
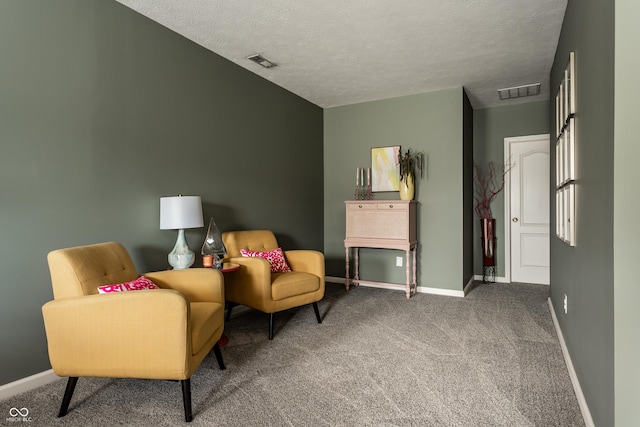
left=547, top=298, right=595, bottom=427
left=325, top=276, right=465, bottom=298
left=463, top=276, right=475, bottom=295
left=0, top=369, right=60, bottom=400
left=325, top=276, right=348, bottom=285
left=415, top=284, right=464, bottom=298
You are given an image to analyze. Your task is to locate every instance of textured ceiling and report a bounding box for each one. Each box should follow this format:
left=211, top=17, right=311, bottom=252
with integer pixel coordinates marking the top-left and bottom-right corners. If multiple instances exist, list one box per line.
left=115, top=0, right=567, bottom=109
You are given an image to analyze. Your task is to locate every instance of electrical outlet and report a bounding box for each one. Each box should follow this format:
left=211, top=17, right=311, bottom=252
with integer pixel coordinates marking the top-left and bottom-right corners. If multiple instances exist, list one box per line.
left=396, top=256, right=403, bottom=267
left=563, top=294, right=568, bottom=314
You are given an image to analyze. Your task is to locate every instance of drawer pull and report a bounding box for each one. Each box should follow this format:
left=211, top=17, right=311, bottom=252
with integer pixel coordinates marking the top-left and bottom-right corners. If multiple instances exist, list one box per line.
left=389, top=204, right=393, bottom=208
left=358, top=205, right=363, bottom=208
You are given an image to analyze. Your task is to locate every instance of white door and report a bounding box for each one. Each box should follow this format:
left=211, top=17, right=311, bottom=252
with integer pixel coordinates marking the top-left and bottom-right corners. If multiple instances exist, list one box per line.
left=507, top=135, right=550, bottom=284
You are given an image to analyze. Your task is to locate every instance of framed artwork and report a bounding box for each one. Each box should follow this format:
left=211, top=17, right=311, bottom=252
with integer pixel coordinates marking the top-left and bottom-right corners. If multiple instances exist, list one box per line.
left=555, top=52, right=575, bottom=137
left=564, top=184, right=576, bottom=246
left=555, top=51, right=577, bottom=246
left=555, top=124, right=576, bottom=188
left=565, top=118, right=575, bottom=182
left=559, top=80, right=565, bottom=131
left=371, top=146, right=400, bottom=192
left=555, top=92, right=561, bottom=139
left=556, top=189, right=564, bottom=241
left=566, top=52, right=576, bottom=119
left=555, top=135, right=564, bottom=187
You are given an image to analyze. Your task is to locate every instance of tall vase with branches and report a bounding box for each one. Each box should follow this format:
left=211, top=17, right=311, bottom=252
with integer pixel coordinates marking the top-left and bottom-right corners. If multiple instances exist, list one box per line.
left=397, top=148, right=425, bottom=200
left=473, top=160, right=512, bottom=220
left=473, top=160, right=512, bottom=280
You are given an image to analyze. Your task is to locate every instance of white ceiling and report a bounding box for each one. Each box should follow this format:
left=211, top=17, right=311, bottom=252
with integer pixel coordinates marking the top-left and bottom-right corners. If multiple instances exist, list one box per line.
left=115, top=0, right=567, bottom=109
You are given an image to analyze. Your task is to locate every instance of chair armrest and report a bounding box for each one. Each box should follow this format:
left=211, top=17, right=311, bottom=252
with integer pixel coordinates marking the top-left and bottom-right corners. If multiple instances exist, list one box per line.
left=144, top=268, right=224, bottom=304
left=285, top=250, right=325, bottom=279
left=42, top=290, right=192, bottom=379
left=223, top=256, right=273, bottom=307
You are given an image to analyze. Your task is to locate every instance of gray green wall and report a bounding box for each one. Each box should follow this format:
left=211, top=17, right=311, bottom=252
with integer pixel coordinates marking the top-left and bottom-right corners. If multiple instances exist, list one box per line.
left=550, top=0, right=615, bottom=425
left=323, top=88, right=469, bottom=292
left=0, top=0, right=323, bottom=386
left=472, top=101, right=550, bottom=278
left=614, top=1, right=640, bottom=425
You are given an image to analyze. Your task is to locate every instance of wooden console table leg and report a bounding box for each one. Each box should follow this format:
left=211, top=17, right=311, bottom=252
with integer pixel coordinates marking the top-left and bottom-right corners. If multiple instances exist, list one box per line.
left=345, top=246, right=350, bottom=291
left=412, top=245, right=418, bottom=294
left=405, top=249, right=411, bottom=299
left=354, top=248, right=360, bottom=284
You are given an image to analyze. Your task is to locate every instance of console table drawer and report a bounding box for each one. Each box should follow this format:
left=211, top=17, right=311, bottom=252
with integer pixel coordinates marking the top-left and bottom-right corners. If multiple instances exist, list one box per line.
left=378, top=202, right=406, bottom=211
left=347, top=203, right=376, bottom=211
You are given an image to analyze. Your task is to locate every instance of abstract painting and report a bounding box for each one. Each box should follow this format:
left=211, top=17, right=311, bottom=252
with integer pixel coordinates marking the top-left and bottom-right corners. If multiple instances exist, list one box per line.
left=371, top=146, right=400, bottom=192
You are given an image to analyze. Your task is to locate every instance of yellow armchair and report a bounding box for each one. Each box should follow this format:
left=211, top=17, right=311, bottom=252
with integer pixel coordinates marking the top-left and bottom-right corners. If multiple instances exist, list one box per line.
left=42, top=242, right=225, bottom=422
left=222, top=230, right=325, bottom=339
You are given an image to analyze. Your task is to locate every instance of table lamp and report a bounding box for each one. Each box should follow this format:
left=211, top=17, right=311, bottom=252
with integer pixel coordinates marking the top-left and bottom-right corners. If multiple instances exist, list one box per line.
left=201, top=217, right=227, bottom=269
left=160, top=195, right=204, bottom=269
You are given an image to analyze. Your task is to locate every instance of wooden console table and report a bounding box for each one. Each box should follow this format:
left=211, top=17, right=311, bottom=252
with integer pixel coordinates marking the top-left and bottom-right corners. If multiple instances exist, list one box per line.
left=344, top=200, right=418, bottom=299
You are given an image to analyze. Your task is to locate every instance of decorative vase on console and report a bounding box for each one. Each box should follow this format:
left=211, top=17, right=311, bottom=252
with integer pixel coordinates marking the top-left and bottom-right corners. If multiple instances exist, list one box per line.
left=399, top=174, right=415, bottom=201
left=398, top=148, right=425, bottom=201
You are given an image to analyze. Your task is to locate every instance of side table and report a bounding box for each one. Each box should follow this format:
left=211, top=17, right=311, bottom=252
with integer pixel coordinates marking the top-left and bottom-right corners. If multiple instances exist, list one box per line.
left=217, top=263, right=239, bottom=347
left=220, top=263, right=240, bottom=274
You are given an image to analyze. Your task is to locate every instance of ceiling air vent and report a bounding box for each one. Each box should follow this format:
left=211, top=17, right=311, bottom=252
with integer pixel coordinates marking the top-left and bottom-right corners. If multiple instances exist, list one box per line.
left=498, top=83, right=541, bottom=100
left=247, top=54, right=277, bottom=69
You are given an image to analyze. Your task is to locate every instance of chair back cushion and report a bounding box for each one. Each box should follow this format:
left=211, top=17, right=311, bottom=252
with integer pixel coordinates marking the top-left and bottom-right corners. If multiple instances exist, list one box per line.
left=47, top=242, right=139, bottom=299
left=222, top=230, right=279, bottom=258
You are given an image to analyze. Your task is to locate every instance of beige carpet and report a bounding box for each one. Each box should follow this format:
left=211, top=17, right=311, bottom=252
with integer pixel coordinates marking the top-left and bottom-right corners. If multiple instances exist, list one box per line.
left=1, top=282, right=584, bottom=426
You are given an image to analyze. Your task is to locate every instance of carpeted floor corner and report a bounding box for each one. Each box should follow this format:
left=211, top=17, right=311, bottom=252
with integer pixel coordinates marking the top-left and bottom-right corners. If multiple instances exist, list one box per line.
left=1, top=282, right=585, bottom=426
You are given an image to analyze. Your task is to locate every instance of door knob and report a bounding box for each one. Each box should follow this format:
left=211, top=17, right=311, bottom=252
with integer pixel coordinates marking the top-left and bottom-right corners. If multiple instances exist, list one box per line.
left=512, top=217, right=519, bottom=222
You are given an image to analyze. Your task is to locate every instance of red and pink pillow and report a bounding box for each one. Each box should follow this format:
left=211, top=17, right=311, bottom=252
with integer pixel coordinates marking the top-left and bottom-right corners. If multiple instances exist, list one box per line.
left=240, top=247, right=291, bottom=273
left=97, top=276, right=159, bottom=294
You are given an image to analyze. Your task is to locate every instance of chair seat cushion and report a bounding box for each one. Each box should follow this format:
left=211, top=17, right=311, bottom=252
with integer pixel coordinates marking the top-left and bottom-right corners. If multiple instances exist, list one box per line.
left=190, top=302, right=224, bottom=355
left=271, top=272, right=320, bottom=301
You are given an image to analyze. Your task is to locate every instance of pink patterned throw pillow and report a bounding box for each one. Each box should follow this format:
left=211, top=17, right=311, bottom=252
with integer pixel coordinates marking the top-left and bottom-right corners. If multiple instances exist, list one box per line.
left=97, top=276, right=159, bottom=294
left=240, top=247, right=292, bottom=273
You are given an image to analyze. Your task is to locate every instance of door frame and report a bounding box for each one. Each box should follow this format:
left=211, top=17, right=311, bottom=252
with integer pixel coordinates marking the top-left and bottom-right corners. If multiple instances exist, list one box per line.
left=503, top=134, right=550, bottom=283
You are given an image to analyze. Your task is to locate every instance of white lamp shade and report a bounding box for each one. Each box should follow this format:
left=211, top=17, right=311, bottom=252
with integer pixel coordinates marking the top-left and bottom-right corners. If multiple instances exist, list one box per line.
left=160, top=196, right=204, bottom=230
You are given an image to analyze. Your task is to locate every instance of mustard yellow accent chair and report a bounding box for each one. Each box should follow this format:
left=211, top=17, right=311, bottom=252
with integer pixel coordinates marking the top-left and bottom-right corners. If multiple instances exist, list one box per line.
left=222, top=230, right=325, bottom=340
left=42, top=242, right=226, bottom=423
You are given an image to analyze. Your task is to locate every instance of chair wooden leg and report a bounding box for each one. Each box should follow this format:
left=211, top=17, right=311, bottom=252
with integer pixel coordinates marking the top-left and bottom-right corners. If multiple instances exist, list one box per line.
left=212, top=343, right=225, bottom=370
left=268, top=313, right=274, bottom=340
left=225, top=302, right=235, bottom=321
left=59, top=376, right=197, bottom=422
left=58, top=377, right=79, bottom=417
left=181, top=379, right=193, bottom=423
left=313, top=302, right=322, bottom=323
